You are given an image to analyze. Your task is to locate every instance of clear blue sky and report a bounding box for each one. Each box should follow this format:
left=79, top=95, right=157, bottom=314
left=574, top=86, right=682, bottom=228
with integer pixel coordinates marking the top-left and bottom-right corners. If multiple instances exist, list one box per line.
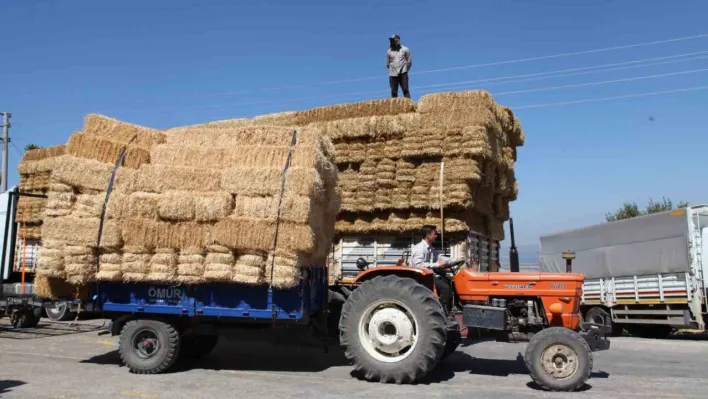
left=2, top=0, right=708, bottom=247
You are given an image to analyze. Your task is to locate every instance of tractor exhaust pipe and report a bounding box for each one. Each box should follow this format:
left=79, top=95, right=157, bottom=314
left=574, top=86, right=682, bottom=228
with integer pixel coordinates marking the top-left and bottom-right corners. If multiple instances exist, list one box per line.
left=509, top=218, right=520, bottom=273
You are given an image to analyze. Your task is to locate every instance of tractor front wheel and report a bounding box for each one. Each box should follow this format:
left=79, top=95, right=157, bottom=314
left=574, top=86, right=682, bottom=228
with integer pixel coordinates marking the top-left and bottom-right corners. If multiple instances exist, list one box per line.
left=524, top=327, right=593, bottom=392
left=339, top=275, right=447, bottom=384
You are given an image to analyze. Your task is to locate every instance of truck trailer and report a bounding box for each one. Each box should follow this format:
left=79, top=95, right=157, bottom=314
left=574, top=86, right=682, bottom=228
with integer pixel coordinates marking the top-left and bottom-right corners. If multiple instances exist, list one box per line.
left=539, top=205, right=708, bottom=337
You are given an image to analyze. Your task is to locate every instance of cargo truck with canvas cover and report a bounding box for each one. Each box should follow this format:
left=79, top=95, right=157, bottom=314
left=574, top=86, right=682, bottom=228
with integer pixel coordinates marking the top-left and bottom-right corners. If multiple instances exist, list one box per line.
left=539, top=206, right=708, bottom=337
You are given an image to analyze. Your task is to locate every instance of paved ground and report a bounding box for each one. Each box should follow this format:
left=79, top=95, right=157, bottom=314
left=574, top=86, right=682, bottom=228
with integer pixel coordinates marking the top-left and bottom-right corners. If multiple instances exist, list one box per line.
left=1, top=319, right=707, bottom=399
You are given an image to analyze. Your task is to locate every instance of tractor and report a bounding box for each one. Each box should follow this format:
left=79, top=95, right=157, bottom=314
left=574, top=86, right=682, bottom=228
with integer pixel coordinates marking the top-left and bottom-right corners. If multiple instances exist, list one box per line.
left=332, top=242, right=610, bottom=391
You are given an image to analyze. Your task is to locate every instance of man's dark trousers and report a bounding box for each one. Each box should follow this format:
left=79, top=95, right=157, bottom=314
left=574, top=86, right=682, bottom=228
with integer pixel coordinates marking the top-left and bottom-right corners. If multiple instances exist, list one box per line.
left=389, top=72, right=410, bottom=98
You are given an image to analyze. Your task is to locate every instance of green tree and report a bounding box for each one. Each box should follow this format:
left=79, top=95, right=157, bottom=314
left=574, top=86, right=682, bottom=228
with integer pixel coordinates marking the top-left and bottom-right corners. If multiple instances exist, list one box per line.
left=24, top=143, right=40, bottom=151
left=606, top=197, right=689, bottom=222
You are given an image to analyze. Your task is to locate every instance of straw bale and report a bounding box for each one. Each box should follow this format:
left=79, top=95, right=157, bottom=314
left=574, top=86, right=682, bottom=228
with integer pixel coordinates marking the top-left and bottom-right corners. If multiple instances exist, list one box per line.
left=127, top=192, right=159, bottom=219
left=42, top=217, right=122, bottom=248
left=165, top=125, right=317, bottom=148
left=417, top=90, right=497, bottom=114
left=43, top=240, right=66, bottom=250
left=233, top=263, right=264, bottom=276
left=158, top=191, right=195, bottom=221
left=21, top=145, right=66, bottom=162
left=16, top=197, right=45, bottom=223
left=234, top=195, right=311, bottom=224
left=311, top=113, right=420, bottom=141
left=132, top=165, right=222, bottom=193
left=122, top=219, right=209, bottom=250
left=151, top=252, right=178, bottom=266
left=179, top=254, right=205, bottom=264
left=83, top=114, right=165, bottom=148
left=100, top=253, right=122, bottom=264
left=17, top=157, right=59, bottom=175
left=206, top=253, right=235, bottom=264
left=235, top=253, right=266, bottom=267
left=96, top=270, right=122, bottom=281
left=195, top=192, right=234, bottom=222
left=150, top=145, right=320, bottom=170
left=49, top=183, right=73, bottom=193
left=176, top=275, right=205, bottom=284
left=19, top=172, right=52, bottom=192
left=65, top=246, right=93, bottom=256
left=251, top=111, right=298, bottom=126
left=289, top=98, right=416, bottom=126
left=177, top=263, right=204, bottom=276
left=33, top=275, right=75, bottom=299
left=383, top=139, right=403, bottom=159
left=67, top=132, right=151, bottom=169
left=212, top=218, right=314, bottom=254
left=334, top=142, right=367, bottom=163
left=73, top=194, right=104, bottom=218
left=19, top=223, right=42, bottom=241
left=123, top=253, right=152, bottom=263
left=192, top=117, right=254, bottom=129
left=51, top=156, right=136, bottom=193
left=38, top=248, right=64, bottom=271
left=400, top=129, right=443, bottom=159
left=204, top=264, right=233, bottom=281
left=221, top=167, right=322, bottom=197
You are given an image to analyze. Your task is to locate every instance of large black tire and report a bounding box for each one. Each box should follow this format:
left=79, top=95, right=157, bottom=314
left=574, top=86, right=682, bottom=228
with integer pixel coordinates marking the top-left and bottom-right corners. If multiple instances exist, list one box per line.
left=16, top=310, right=41, bottom=328
left=119, top=319, right=181, bottom=374
left=339, top=275, right=447, bottom=384
left=180, top=334, right=219, bottom=359
left=524, top=327, right=593, bottom=392
left=441, top=328, right=462, bottom=360
left=45, top=301, right=77, bottom=322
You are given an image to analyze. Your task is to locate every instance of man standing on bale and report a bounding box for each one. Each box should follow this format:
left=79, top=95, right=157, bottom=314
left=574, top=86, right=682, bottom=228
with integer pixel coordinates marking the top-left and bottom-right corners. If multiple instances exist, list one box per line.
left=386, top=34, right=412, bottom=98
left=409, top=225, right=463, bottom=313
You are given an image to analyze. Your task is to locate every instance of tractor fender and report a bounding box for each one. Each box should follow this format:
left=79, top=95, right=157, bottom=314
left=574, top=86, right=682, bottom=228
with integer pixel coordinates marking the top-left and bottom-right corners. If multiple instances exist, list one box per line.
left=352, top=266, right=437, bottom=293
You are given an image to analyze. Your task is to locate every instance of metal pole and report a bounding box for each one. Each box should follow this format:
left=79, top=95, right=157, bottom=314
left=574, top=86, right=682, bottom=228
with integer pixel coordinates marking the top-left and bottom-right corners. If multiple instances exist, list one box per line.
left=1, top=112, right=11, bottom=193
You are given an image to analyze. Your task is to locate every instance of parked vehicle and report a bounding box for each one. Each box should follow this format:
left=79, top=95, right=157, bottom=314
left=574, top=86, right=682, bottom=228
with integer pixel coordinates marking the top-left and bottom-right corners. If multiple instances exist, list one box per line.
left=539, top=205, right=708, bottom=337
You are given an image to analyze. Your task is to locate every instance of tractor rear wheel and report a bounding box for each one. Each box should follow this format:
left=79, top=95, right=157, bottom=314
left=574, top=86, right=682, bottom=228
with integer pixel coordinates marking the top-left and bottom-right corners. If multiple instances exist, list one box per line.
left=524, top=327, right=593, bottom=392
left=339, top=275, right=447, bottom=384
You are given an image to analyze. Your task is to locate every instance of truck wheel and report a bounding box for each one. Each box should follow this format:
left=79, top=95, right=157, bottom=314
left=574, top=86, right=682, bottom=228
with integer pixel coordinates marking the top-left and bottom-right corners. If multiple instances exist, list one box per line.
left=524, top=327, right=593, bottom=392
left=15, top=309, right=41, bottom=328
left=119, top=319, right=181, bottom=374
left=339, top=275, right=447, bottom=384
left=584, top=307, right=622, bottom=336
left=45, top=301, right=77, bottom=322
left=180, top=334, right=219, bottom=359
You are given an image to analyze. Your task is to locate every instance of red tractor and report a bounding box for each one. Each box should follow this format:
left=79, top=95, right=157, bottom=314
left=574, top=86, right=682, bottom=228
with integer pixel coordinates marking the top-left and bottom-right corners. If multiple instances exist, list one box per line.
left=332, top=237, right=610, bottom=391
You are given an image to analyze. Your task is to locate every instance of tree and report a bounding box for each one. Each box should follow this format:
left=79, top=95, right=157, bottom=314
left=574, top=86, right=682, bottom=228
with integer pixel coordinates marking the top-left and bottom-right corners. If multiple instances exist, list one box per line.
left=606, top=197, right=689, bottom=222
left=24, top=143, right=40, bottom=151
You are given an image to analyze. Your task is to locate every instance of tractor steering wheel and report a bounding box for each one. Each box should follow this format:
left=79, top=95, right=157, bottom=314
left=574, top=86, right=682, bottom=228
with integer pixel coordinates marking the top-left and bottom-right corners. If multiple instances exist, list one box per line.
left=435, top=259, right=466, bottom=276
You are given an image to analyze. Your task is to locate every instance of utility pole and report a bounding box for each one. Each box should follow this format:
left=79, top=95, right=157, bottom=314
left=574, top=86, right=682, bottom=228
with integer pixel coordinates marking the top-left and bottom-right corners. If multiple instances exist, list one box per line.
left=1, top=112, right=11, bottom=193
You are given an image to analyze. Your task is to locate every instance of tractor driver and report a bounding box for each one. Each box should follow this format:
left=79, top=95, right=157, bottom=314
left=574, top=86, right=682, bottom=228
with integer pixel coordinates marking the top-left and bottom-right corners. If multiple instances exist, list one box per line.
left=409, top=225, right=463, bottom=313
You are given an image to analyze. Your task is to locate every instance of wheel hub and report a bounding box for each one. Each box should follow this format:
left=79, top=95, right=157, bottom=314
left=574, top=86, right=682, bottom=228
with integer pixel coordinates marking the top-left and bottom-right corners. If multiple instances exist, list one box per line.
left=134, top=331, right=161, bottom=359
left=358, top=300, right=418, bottom=363
left=541, top=344, right=579, bottom=380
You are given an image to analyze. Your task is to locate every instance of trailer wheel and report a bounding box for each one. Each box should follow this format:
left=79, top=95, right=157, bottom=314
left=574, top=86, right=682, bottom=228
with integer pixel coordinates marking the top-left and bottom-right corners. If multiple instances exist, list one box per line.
left=524, top=327, right=593, bottom=392
left=45, top=301, right=77, bottom=322
left=339, top=275, right=446, bottom=384
left=584, top=307, right=622, bottom=336
left=180, top=334, right=219, bottom=359
left=119, top=319, right=180, bottom=374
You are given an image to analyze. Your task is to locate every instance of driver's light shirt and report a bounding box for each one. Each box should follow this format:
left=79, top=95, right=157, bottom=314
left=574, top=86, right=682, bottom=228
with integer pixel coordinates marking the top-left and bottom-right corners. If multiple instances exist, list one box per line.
left=409, top=240, right=449, bottom=269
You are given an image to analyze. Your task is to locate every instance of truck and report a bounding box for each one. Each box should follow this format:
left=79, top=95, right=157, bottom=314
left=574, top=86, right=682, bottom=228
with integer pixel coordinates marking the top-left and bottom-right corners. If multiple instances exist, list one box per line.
left=1, top=179, right=611, bottom=391
left=539, top=205, right=708, bottom=338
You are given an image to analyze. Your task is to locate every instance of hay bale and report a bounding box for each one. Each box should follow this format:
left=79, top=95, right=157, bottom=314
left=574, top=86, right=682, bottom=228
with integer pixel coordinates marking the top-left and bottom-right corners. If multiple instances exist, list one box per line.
left=195, top=192, right=234, bottom=222
left=290, top=98, right=416, bottom=125
left=311, top=113, right=419, bottom=141
left=150, top=145, right=320, bottom=170
left=158, top=191, right=195, bottom=221
left=42, top=217, right=122, bottom=249
left=165, top=125, right=318, bottom=148
left=121, top=219, right=208, bottom=250
left=204, top=251, right=235, bottom=281
left=17, top=157, right=60, bottom=175
left=127, top=192, right=159, bottom=219
left=176, top=249, right=205, bottom=284
left=147, top=250, right=178, bottom=282
left=33, top=274, right=76, bottom=300
left=67, top=132, right=151, bottom=169
left=234, top=195, right=311, bottom=224
left=73, top=194, right=104, bottom=218
left=37, top=247, right=65, bottom=277
left=221, top=167, right=322, bottom=197
left=21, top=145, right=67, bottom=162
left=212, top=218, right=314, bottom=254
left=132, top=165, right=222, bottom=193
left=83, top=114, right=165, bottom=148
left=51, top=155, right=135, bottom=193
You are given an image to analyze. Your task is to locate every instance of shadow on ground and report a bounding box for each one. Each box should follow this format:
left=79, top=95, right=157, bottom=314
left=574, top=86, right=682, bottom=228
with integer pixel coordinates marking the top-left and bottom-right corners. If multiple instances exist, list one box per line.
left=0, top=380, right=26, bottom=395
left=0, top=319, right=106, bottom=340
left=82, top=340, right=351, bottom=374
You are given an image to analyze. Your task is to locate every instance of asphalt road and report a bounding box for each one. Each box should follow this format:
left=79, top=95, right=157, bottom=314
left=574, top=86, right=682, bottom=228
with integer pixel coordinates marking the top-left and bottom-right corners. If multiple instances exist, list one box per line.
left=1, top=319, right=707, bottom=399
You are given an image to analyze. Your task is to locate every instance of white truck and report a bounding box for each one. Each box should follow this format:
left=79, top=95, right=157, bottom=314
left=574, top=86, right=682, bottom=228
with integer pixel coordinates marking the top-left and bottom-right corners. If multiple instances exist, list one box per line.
left=539, top=205, right=707, bottom=338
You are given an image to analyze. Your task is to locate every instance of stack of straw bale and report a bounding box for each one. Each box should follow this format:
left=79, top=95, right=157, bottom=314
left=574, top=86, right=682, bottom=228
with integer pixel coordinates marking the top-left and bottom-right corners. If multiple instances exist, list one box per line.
left=33, top=113, right=339, bottom=297
left=16, top=145, right=67, bottom=240
left=202, top=91, right=523, bottom=241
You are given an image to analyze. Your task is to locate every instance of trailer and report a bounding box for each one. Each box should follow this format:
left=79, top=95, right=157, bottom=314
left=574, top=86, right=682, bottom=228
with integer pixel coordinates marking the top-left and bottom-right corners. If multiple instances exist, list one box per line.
left=539, top=205, right=708, bottom=337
